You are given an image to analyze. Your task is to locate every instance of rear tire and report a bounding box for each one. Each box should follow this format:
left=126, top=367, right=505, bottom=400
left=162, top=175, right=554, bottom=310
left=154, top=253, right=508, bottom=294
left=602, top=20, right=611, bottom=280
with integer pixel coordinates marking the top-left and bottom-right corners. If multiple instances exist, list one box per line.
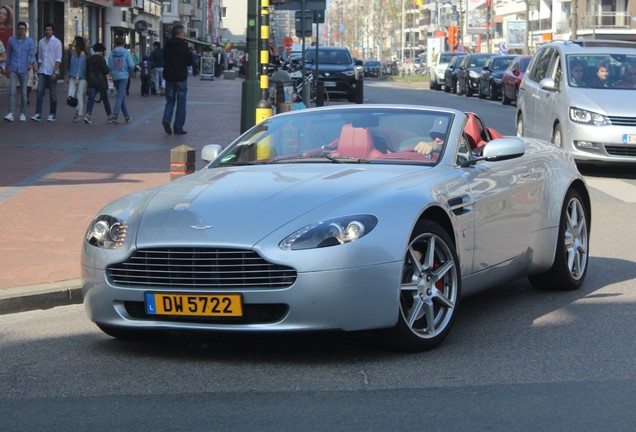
left=379, top=220, right=461, bottom=352
left=529, top=189, right=589, bottom=291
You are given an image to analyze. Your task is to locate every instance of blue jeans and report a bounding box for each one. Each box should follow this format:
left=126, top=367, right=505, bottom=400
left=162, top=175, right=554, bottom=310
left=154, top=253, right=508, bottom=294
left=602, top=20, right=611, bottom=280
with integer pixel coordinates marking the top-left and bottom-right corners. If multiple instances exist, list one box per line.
left=85, top=86, right=112, bottom=118
left=152, top=67, right=164, bottom=94
left=112, top=78, right=130, bottom=119
left=35, top=73, right=58, bottom=116
left=162, top=80, right=187, bottom=133
left=9, top=71, right=29, bottom=115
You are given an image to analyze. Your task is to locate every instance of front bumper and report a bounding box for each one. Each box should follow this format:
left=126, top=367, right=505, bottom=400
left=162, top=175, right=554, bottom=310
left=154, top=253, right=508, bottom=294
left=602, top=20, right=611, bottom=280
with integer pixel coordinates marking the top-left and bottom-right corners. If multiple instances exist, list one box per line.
left=564, top=122, right=636, bottom=163
left=83, top=261, right=402, bottom=333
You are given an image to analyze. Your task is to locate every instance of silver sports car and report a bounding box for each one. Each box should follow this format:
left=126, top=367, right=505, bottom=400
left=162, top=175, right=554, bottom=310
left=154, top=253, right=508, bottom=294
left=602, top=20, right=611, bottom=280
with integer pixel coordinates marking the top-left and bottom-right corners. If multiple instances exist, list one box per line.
left=82, top=105, right=591, bottom=351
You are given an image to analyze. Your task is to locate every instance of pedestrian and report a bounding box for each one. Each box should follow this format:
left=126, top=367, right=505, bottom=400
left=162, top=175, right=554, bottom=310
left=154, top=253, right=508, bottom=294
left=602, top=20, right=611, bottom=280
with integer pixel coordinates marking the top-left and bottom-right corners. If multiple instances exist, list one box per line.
left=67, top=36, right=88, bottom=122
left=83, top=42, right=112, bottom=124
left=149, top=41, right=164, bottom=95
left=107, top=36, right=133, bottom=124
left=31, top=23, right=62, bottom=122
left=139, top=54, right=151, bottom=96
left=4, top=21, right=35, bottom=122
left=192, top=49, right=200, bottom=77
left=161, top=24, right=192, bottom=135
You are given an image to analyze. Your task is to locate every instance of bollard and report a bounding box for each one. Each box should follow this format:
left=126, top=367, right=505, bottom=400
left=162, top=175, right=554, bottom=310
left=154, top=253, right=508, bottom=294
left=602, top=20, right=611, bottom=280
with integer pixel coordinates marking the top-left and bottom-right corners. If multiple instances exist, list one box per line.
left=315, top=80, right=325, bottom=107
left=170, top=144, right=196, bottom=180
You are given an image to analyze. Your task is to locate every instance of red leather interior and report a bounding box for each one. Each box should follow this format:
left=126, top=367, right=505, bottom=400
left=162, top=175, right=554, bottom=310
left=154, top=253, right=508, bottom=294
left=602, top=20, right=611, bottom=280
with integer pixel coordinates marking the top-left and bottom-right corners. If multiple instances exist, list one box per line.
left=337, top=124, right=383, bottom=159
left=463, top=113, right=487, bottom=150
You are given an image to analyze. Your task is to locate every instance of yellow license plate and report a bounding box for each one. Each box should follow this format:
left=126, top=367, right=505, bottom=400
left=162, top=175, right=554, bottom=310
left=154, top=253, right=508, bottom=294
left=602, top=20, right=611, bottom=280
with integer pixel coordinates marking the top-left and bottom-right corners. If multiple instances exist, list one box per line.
left=145, top=293, right=243, bottom=317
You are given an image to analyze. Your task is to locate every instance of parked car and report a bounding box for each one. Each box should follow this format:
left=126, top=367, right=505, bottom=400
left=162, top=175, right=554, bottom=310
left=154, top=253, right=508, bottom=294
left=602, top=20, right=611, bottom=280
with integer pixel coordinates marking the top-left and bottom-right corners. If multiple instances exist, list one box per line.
left=478, top=55, right=517, bottom=100
left=303, top=46, right=362, bottom=102
left=501, top=55, right=532, bottom=105
left=457, top=53, right=495, bottom=96
left=516, top=39, right=636, bottom=163
left=364, top=60, right=382, bottom=78
left=83, top=104, right=591, bottom=352
left=443, top=54, right=465, bottom=94
left=430, top=52, right=461, bottom=90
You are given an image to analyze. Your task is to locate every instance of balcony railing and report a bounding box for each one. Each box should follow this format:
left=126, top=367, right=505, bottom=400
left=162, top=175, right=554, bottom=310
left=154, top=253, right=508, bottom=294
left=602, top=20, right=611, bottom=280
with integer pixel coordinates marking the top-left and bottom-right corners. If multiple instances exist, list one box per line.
left=580, top=12, right=632, bottom=29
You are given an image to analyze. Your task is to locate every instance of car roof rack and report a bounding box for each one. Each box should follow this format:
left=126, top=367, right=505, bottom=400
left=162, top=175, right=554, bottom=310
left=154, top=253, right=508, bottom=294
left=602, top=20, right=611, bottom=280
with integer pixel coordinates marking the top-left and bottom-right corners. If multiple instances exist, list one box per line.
left=571, top=39, right=636, bottom=48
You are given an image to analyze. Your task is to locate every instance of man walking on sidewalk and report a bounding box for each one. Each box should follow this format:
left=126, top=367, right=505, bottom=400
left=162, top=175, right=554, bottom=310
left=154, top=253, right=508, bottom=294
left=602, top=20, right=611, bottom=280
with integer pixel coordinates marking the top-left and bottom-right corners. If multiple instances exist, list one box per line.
left=149, top=41, right=164, bottom=95
left=161, top=24, right=192, bottom=135
left=4, top=21, right=35, bottom=122
left=31, top=23, right=62, bottom=122
left=107, top=37, right=134, bottom=124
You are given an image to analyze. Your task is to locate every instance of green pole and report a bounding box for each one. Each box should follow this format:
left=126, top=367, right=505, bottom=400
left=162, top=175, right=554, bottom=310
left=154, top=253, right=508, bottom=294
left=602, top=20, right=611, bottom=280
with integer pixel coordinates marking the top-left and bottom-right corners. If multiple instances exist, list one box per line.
left=241, top=0, right=260, bottom=133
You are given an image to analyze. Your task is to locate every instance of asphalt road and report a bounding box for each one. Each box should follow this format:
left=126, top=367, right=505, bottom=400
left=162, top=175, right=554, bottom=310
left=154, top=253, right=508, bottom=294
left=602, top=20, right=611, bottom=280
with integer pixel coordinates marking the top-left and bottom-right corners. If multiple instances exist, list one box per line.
left=1, top=82, right=635, bottom=431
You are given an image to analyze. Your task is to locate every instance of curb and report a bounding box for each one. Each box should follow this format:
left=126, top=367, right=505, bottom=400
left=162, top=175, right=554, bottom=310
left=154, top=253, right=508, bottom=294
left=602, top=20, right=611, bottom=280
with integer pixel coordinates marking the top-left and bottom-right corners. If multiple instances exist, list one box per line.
left=0, top=280, right=83, bottom=315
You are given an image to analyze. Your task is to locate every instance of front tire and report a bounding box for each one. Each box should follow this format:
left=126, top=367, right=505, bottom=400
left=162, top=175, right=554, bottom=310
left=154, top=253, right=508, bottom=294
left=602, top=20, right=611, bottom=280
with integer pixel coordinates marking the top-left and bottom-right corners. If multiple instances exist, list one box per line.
left=489, top=83, right=498, bottom=101
left=552, top=123, right=562, bottom=147
left=516, top=114, right=524, bottom=137
left=530, top=189, right=589, bottom=291
left=502, top=88, right=512, bottom=105
left=380, top=220, right=461, bottom=352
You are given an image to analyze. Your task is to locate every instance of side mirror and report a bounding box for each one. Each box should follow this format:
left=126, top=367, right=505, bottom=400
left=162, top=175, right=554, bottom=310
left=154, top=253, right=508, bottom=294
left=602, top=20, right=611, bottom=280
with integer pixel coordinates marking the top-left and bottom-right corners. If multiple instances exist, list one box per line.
left=202, top=144, right=223, bottom=164
left=539, top=77, right=557, bottom=91
left=482, top=138, right=525, bottom=160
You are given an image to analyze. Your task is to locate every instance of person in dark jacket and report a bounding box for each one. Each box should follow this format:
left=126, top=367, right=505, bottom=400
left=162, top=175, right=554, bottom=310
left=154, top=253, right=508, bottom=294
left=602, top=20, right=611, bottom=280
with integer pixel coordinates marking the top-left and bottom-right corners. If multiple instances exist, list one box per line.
left=149, top=41, right=164, bottom=95
left=161, top=24, right=192, bottom=135
left=83, top=42, right=112, bottom=124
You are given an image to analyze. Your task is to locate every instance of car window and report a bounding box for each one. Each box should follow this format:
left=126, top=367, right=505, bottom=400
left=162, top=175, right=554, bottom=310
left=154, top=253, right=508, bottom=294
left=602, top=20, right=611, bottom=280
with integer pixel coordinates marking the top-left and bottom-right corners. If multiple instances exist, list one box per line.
left=305, top=49, right=352, bottom=65
left=493, top=58, right=513, bottom=71
left=470, top=56, right=491, bottom=68
left=527, top=48, right=554, bottom=82
left=439, top=53, right=456, bottom=63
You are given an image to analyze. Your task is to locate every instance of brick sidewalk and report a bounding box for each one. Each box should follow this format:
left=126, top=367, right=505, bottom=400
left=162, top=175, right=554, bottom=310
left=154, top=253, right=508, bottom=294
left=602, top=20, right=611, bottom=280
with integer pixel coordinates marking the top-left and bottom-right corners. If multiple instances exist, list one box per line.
left=0, top=75, right=243, bottom=292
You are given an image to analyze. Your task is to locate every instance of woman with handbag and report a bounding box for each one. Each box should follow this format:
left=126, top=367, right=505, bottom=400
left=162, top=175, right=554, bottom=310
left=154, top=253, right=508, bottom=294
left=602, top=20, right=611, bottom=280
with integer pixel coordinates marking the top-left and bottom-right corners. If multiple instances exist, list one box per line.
left=67, top=36, right=87, bottom=122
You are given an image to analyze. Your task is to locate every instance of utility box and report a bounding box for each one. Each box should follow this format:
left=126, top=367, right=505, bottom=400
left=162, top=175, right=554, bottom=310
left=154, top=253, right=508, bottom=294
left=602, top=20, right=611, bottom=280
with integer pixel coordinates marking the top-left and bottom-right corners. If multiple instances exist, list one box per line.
left=170, top=144, right=195, bottom=180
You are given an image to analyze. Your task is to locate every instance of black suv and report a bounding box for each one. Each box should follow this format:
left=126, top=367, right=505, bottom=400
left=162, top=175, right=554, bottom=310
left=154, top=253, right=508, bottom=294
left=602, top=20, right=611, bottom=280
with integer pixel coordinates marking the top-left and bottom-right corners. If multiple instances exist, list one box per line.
left=304, top=46, right=362, bottom=102
left=457, top=53, right=495, bottom=97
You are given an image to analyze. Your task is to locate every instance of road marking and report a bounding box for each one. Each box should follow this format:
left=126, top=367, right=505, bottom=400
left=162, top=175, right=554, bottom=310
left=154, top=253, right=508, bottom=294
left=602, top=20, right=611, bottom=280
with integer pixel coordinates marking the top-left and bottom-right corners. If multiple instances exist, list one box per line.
left=585, top=177, right=636, bottom=203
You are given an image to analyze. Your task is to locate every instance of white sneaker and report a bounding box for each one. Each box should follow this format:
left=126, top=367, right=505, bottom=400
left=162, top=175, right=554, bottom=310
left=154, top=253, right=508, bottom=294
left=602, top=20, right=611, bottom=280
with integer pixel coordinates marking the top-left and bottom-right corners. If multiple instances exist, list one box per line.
left=4, top=113, right=14, bottom=122
left=19, top=113, right=26, bottom=122
left=47, top=114, right=56, bottom=122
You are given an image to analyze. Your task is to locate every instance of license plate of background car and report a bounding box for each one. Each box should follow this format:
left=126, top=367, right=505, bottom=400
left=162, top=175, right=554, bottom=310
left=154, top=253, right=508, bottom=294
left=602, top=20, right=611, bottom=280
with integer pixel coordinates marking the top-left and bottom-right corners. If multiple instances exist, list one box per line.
left=323, top=81, right=336, bottom=87
left=145, top=293, right=243, bottom=317
left=623, top=134, right=636, bottom=144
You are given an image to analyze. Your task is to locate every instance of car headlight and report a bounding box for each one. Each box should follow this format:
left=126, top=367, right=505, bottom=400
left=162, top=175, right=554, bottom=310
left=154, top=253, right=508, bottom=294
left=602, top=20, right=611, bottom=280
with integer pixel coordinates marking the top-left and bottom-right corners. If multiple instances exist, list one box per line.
left=342, top=70, right=355, bottom=76
left=85, top=215, right=128, bottom=249
left=279, top=215, right=378, bottom=251
left=569, top=107, right=610, bottom=126
left=469, top=71, right=480, bottom=78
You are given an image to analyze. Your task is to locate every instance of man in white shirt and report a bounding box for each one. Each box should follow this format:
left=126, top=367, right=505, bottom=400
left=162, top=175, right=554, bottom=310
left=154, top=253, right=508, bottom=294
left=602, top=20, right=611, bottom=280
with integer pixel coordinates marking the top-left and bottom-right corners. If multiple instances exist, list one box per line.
left=31, top=23, right=62, bottom=122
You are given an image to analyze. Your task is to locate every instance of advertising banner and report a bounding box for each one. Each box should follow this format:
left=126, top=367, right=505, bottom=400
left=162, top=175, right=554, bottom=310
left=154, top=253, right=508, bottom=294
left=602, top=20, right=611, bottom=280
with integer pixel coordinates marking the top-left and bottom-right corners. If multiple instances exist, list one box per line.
left=466, top=0, right=488, bottom=34
left=507, top=21, right=526, bottom=48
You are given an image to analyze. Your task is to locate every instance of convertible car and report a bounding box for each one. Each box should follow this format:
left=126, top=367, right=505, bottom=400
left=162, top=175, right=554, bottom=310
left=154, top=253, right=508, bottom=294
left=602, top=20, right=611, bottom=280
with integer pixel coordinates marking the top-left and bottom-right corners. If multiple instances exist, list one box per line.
left=82, top=105, right=591, bottom=352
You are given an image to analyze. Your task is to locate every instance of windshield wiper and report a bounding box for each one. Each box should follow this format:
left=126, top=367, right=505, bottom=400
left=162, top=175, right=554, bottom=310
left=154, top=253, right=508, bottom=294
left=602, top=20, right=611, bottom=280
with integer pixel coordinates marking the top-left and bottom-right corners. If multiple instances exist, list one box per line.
left=271, top=154, right=369, bottom=164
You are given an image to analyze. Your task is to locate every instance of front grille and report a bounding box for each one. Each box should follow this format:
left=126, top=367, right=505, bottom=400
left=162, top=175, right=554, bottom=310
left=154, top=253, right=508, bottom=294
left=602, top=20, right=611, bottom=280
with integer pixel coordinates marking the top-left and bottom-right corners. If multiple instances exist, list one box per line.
left=605, top=145, right=636, bottom=157
left=608, top=116, right=636, bottom=127
left=108, top=248, right=297, bottom=289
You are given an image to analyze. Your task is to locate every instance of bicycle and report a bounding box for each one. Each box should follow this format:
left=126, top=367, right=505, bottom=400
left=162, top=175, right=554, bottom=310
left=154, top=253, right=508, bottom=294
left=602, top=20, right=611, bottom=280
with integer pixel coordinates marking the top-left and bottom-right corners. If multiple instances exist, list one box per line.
left=292, top=72, right=330, bottom=106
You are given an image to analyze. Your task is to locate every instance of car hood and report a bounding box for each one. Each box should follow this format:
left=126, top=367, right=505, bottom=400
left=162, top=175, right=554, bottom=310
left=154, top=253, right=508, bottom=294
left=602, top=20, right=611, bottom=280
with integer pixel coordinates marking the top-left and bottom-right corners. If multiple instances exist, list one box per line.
left=135, top=164, right=421, bottom=248
left=569, top=89, right=636, bottom=116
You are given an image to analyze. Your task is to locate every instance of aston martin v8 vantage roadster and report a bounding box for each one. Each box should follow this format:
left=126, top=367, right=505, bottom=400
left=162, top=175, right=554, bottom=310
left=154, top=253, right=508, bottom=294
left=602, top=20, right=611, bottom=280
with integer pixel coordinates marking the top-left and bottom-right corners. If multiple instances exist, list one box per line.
left=82, top=105, right=591, bottom=351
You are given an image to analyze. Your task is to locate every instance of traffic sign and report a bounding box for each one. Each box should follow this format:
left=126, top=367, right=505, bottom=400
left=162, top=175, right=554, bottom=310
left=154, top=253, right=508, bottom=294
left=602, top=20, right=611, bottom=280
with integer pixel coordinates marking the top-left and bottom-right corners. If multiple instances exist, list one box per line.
left=499, top=42, right=509, bottom=55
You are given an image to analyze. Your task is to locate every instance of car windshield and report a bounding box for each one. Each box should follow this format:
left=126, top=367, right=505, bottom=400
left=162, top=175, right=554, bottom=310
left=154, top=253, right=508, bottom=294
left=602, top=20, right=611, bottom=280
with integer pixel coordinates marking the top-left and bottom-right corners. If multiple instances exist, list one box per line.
left=211, top=108, right=454, bottom=167
left=469, top=56, right=491, bottom=68
left=567, top=53, right=636, bottom=89
left=304, top=49, right=352, bottom=65
left=439, top=53, right=456, bottom=63
left=492, top=58, right=513, bottom=71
